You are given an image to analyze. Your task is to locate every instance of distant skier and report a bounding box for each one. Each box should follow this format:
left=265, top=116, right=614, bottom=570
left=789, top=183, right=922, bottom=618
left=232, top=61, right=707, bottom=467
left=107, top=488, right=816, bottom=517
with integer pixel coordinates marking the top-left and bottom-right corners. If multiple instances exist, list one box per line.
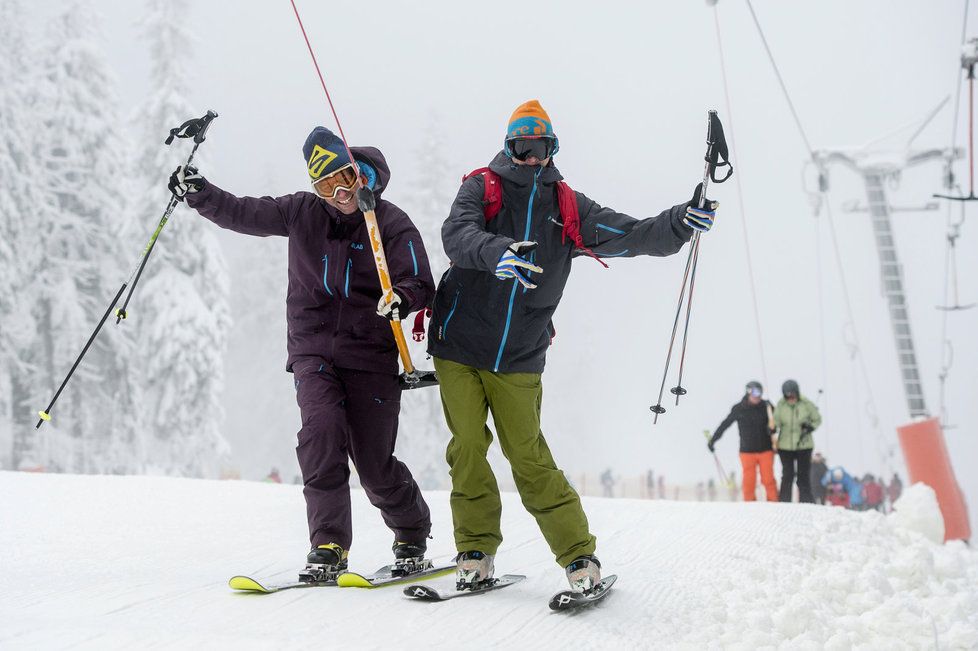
left=810, top=452, right=829, bottom=505
left=821, top=466, right=861, bottom=509
left=773, top=379, right=822, bottom=503
left=658, top=475, right=667, bottom=500
left=168, top=127, right=435, bottom=579
left=887, top=473, right=904, bottom=512
left=264, top=468, right=282, bottom=484
left=601, top=468, right=616, bottom=498
left=707, top=381, right=778, bottom=502
left=862, top=474, right=885, bottom=512
left=426, top=99, right=718, bottom=592
left=646, top=469, right=655, bottom=500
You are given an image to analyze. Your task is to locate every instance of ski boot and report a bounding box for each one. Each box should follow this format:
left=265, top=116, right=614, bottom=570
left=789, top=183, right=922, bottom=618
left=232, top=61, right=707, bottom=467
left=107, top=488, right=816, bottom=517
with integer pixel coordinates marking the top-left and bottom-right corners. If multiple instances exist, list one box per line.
left=391, top=541, right=432, bottom=577
left=565, top=554, right=601, bottom=593
left=455, top=551, right=494, bottom=591
left=298, top=543, right=348, bottom=583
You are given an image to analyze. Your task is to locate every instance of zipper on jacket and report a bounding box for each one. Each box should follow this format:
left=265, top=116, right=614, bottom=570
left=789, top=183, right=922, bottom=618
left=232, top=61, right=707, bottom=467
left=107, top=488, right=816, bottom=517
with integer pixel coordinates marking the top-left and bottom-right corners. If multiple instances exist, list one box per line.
left=494, top=167, right=541, bottom=372
left=441, top=288, right=461, bottom=340
left=344, top=258, right=352, bottom=297
left=408, top=240, right=418, bottom=276
left=322, top=255, right=334, bottom=296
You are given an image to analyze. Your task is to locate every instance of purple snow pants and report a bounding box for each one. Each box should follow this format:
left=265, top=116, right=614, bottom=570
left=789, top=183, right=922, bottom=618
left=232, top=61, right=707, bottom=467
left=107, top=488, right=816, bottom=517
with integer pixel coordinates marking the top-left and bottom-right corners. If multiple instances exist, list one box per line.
left=292, top=357, right=431, bottom=550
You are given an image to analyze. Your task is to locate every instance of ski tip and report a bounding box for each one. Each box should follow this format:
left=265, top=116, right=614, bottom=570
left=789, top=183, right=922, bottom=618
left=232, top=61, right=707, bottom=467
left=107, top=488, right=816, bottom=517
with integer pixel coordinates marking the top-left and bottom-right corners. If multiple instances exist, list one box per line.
left=229, top=575, right=271, bottom=592
left=336, top=572, right=372, bottom=588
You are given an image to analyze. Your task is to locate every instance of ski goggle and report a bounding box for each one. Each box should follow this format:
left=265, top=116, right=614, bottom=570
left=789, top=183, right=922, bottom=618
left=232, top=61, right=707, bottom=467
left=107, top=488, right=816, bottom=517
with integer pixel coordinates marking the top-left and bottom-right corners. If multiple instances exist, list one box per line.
left=506, top=136, right=557, bottom=161
left=745, top=386, right=762, bottom=398
left=312, top=164, right=360, bottom=199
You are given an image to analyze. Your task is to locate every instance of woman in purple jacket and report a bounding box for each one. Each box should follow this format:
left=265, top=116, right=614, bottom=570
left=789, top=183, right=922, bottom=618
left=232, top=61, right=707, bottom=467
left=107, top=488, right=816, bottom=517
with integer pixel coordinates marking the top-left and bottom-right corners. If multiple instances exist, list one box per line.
left=168, top=127, right=435, bottom=579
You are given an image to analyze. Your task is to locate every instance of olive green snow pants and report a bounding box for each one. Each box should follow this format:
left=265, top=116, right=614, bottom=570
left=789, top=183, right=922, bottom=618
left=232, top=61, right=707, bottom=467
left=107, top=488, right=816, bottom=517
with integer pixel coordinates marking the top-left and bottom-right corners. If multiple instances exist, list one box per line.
left=433, top=357, right=596, bottom=567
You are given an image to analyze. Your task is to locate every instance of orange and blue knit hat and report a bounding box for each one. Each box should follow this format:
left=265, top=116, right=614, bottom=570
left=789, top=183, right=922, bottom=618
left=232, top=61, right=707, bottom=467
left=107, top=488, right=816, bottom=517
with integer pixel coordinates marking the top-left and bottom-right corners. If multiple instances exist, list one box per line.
left=506, top=99, right=555, bottom=139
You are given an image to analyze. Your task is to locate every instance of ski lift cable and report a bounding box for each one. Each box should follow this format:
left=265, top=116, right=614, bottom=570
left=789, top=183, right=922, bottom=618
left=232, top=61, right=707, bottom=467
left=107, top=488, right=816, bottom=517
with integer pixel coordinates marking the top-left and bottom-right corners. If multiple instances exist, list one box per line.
left=743, top=0, right=886, bottom=457
left=712, top=4, right=770, bottom=390
left=938, top=0, right=973, bottom=427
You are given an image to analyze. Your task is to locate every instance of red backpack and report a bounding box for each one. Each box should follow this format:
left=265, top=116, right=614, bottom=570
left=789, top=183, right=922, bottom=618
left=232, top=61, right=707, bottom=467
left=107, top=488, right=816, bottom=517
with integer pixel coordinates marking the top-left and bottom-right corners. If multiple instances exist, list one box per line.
left=411, top=167, right=607, bottom=342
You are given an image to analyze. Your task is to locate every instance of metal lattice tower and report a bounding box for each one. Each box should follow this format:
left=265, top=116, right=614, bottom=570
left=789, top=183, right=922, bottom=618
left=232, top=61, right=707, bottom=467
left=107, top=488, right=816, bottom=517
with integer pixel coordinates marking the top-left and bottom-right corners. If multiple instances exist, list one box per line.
left=814, top=147, right=955, bottom=419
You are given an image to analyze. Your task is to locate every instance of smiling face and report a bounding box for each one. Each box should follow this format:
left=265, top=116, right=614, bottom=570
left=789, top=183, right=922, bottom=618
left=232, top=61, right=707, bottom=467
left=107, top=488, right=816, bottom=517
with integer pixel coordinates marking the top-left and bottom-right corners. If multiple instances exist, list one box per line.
left=322, top=187, right=358, bottom=214
left=312, top=164, right=360, bottom=214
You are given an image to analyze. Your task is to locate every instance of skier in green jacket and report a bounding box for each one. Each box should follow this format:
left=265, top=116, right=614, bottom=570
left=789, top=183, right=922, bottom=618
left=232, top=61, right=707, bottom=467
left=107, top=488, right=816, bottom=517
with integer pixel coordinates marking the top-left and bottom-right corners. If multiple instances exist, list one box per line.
left=773, top=379, right=822, bottom=503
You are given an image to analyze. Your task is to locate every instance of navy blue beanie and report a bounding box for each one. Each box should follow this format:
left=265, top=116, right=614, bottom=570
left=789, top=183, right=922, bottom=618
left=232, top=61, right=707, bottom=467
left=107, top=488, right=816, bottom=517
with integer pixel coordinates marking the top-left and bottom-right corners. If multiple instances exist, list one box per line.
left=303, top=127, right=353, bottom=181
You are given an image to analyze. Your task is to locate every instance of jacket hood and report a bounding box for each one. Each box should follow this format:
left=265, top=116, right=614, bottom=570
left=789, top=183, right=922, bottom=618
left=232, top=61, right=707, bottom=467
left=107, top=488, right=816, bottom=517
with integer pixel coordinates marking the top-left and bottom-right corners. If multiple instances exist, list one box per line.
left=351, top=146, right=391, bottom=197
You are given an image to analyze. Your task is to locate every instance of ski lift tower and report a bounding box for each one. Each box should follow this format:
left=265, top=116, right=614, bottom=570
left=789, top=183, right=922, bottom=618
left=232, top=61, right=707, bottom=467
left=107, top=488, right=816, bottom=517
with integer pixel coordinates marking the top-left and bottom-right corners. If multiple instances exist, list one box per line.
left=812, top=144, right=950, bottom=419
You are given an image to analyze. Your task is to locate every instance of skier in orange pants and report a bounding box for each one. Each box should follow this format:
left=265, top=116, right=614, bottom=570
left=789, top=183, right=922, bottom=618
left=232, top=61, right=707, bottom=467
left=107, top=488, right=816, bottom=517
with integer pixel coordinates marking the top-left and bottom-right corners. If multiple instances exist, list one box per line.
left=708, top=381, right=778, bottom=502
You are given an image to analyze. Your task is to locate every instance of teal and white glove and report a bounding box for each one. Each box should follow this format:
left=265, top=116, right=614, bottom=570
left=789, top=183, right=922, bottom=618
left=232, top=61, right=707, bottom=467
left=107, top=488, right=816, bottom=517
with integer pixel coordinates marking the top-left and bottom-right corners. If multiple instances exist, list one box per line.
left=683, top=183, right=718, bottom=233
left=495, top=241, right=543, bottom=290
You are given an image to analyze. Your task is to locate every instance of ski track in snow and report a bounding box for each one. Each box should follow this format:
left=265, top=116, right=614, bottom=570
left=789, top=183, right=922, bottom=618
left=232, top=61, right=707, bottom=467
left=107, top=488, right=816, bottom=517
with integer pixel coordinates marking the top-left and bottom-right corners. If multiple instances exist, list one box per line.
left=1, top=471, right=976, bottom=650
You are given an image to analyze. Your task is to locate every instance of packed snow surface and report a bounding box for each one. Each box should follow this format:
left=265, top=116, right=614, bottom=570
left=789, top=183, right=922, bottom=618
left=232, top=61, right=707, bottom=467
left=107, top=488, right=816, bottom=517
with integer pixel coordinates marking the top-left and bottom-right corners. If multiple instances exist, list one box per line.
left=1, top=472, right=976, bottom=649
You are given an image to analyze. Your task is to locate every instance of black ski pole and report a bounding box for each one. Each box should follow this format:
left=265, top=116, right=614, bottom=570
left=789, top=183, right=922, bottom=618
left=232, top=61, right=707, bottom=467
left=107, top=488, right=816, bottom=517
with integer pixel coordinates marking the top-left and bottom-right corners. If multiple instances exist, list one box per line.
left=116, top=110, right=218, bottom=323
left=651, top=110, right=732, bottom=420
left=36, top=110, right=218, bottom=428
left=36, top=284, right=127, bottom=428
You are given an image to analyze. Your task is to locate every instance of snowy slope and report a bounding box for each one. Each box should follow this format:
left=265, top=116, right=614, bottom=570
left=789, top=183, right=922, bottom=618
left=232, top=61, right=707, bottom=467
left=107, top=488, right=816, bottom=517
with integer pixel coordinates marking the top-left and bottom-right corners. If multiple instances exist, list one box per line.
left=1, top=472, right=976, bottom=650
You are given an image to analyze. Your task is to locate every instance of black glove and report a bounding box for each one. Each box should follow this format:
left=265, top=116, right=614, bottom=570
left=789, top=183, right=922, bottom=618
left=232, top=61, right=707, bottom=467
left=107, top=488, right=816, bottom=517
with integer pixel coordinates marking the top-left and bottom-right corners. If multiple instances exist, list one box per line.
left=168, top=165, right=206, bottom=201
left=800, top=422, right=815, bottom=435
left=376, top=288, right=405, bottom=321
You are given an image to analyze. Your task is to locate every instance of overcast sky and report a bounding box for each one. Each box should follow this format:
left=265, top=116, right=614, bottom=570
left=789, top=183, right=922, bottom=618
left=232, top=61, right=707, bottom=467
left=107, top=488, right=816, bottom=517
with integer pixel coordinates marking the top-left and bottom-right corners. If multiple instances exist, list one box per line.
left=29, top=0, right=977, bottom=522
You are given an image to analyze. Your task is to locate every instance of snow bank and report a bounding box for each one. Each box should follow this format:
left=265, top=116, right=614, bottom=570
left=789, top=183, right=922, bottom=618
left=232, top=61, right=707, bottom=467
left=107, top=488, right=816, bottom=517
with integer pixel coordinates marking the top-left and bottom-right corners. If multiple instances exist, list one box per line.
left=889, top=482, right=946, bottom=544
left=1, top=471, right=975, bottom=649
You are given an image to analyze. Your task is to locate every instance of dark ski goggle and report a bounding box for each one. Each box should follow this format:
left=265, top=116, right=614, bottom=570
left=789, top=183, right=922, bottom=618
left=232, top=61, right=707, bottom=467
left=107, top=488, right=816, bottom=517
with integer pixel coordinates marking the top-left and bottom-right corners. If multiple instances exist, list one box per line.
left=312, top=164, right=360, bottom=199
left=507, top=136, right=557, bottom=161
left=746, top=386, right=762, bottom=398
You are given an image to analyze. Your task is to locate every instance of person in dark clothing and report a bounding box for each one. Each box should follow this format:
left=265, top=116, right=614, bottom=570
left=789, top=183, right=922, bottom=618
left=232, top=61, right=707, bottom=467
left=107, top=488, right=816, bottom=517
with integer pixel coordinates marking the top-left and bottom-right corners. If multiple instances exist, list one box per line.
left=810, top=452, right=829, bottom=505
left=168, top=127, right=434, bottom=575
left=428, top=99, right=717, bottom=592
left=708, top=381, right=777, bottom=501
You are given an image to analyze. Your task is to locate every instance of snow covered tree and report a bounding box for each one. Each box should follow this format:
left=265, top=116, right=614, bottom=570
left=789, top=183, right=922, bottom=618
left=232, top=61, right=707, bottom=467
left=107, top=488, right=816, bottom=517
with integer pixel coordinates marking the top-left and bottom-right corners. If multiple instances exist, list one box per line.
left=0, top=0, right=52, bottom=470
left=398, top=113, right=455, bottom=488
left=129, top=0, right=232, bottom=477
left=27, top=2, right=144, bottom=473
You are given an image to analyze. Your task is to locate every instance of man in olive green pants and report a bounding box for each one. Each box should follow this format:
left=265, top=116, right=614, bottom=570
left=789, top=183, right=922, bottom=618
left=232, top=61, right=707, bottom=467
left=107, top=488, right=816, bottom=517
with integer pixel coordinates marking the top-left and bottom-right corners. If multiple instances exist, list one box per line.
left=426, top=100, right=716, bottom=591
left=435, top=358, right=595, bottom=567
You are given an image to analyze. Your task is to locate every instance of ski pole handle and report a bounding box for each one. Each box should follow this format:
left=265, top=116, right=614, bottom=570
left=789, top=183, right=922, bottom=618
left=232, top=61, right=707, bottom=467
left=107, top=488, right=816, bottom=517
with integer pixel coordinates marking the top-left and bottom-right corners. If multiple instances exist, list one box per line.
left=165, top=109, right=219, bottom=145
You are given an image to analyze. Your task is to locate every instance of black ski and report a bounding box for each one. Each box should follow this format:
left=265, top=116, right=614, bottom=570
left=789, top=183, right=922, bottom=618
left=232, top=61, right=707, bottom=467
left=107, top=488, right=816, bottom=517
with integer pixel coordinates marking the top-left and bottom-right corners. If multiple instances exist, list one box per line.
left=337, top=563, right=454, bottom=588
left=548, top=574, right=617, bottom=611
left=403, top=574, right=526, bottom=601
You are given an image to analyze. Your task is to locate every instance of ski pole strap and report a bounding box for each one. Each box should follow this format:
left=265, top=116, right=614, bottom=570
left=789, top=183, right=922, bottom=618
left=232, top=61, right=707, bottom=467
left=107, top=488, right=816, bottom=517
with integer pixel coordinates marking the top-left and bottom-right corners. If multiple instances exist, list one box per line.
left=705, top=111, right=733, bottom=184
left=412, top=308, right=431, bottom=342
left=165, top=109, right=218, bottom=145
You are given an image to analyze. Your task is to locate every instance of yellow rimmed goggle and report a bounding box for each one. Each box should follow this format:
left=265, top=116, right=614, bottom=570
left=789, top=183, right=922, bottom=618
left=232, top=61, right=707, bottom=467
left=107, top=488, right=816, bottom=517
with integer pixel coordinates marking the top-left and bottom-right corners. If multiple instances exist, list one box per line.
left=312, top=163, right=360, bottom=199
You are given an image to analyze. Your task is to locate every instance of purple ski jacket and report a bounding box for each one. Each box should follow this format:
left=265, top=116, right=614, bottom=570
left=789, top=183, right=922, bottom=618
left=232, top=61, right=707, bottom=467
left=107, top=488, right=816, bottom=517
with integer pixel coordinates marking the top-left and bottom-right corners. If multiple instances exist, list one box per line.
left=186, top=147, right=435, bottom=375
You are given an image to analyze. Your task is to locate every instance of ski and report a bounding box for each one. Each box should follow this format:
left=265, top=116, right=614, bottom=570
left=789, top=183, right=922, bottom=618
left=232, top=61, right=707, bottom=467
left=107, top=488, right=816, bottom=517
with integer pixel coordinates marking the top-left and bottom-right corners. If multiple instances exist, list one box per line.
left=403, top=574, right=526, bottom=601
left=228, top=574, right=337, bottom=594
left=548, top=574, right=617, bottom=611
left=337, top=563, right=454, bottom=588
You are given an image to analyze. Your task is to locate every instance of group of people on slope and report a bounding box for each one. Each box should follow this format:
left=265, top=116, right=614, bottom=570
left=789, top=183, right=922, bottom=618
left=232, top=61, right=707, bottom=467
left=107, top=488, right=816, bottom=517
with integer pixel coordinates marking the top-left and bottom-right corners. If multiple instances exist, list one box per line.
left=167, top=100, right=718, bottom=593
left=707, top=379, right=822, bottom=503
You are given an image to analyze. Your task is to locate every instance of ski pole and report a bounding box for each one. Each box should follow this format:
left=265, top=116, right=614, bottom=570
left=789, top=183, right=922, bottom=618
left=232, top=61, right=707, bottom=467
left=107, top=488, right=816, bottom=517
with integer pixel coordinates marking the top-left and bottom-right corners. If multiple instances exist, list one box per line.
left=36, top=110, right=218, bottom=428
left=288, top=0, right=436, bottom=389
left=116, top=110, right=218, bottom=323
left=702, top=430, right=729, bottom=488
left=650, top=110, right=732, bottom=420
